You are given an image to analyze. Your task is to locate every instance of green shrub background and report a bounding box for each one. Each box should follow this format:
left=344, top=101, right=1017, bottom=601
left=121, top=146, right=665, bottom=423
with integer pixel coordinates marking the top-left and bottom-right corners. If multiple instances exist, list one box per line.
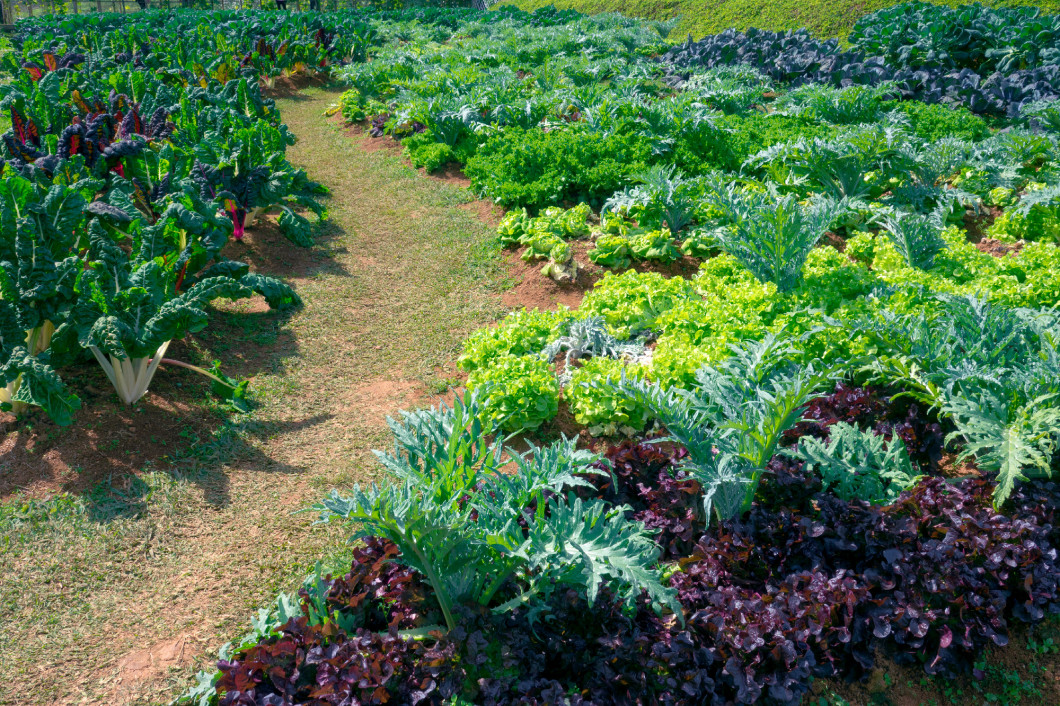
left=499, top=0, right=1059, bottom=40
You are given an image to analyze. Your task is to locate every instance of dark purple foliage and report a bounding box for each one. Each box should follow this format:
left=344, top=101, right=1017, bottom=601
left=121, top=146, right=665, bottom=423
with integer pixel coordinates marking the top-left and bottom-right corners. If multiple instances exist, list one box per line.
left=593, top=441, right=701, bottom=558
left=786, top=383, right=945, bottom=471
left=213, top=538, right=461, bottom=706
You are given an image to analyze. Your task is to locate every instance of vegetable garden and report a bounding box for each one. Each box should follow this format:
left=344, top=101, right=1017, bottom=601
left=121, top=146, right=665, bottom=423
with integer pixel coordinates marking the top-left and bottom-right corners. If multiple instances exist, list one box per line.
left=6, top=2, right=1060, bottom=705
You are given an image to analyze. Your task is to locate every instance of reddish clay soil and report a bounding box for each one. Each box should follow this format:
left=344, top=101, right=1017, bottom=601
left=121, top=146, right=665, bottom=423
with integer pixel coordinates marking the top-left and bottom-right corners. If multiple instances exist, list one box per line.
left=500, top=240, right=703, bottom=313
left=964, top=205, right=1002, bottom=243
left=0, top=339, right=216, bottom=499
left=433, top=163, right=473, bottom=189
left=333, top=116, right=405, bottom=156
left=936, top=451, right=983, bottom=479
left=975, top=237, right=1024, bottom=257
left=501, top=249, right=599, bottom=311
left=823, top=231, right=847, bottom=252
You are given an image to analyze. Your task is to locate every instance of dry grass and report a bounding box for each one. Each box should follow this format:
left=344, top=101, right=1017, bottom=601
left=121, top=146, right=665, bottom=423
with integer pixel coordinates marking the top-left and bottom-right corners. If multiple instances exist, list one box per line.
left=0, top=85, right=507, bottom=706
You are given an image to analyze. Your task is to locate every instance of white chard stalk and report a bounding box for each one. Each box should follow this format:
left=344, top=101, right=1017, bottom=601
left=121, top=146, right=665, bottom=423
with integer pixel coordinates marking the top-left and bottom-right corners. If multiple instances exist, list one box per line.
left=90, top=341, right=171, bottom=405
left=1, top=321, right=56, bottom=417
left=0, top=378, right=22, bottom=416
left=244, top=206, right=268, bottom=229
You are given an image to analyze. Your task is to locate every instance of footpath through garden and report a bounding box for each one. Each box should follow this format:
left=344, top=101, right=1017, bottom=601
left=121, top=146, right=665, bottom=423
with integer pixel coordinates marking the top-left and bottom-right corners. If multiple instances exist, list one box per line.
left=0, top=85, right=506, bottom=706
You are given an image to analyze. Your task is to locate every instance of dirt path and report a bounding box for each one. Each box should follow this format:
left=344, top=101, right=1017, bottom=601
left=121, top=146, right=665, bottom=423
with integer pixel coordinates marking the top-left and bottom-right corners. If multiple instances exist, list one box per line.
left=0, top=86, right=507, bottom=706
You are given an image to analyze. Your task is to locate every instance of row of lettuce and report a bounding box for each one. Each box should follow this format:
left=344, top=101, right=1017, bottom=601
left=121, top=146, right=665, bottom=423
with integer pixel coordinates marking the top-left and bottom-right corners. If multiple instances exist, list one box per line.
left=186, top=5, right=1060, bottom=706
left=0, top=11, right=377, bottom=422
left=334, top=2, right=1060, bottom=286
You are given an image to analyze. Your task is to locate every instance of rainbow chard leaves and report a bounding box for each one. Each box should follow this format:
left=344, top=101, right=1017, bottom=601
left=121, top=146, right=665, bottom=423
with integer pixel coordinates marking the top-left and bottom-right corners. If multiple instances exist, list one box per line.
left=68, top=220, right=254, bottom=405
left=0, top=300, right=79, bottom=425
left=192, top=119, right=326, bottom=246
left=0, top=197, right=83, bottom=422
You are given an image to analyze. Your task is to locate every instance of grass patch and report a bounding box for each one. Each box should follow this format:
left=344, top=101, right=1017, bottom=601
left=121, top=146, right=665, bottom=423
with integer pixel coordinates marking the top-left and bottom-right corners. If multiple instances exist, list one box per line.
left=0, top=84, right=507, bottom=705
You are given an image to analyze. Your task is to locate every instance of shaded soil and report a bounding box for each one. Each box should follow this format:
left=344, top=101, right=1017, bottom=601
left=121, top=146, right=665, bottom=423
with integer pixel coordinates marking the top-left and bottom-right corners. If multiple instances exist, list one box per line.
left=220, top=215, right=332, bottom=276
left=0, top=353, right=215, bottom=499
left=0, top=214, right=332, bottom=502
left=829, top=621, right=1060, bottom=705
left=964, top=205, right=1002, bottom=243
left=261, top=73, right=330, bottom=99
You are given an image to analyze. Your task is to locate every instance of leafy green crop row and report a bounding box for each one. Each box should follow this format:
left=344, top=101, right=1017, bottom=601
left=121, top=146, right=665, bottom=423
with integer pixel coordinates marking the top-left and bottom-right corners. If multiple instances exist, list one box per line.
left=0, top=11, right=379, bottom=423
left=498, top=0, right=1060, bottom=41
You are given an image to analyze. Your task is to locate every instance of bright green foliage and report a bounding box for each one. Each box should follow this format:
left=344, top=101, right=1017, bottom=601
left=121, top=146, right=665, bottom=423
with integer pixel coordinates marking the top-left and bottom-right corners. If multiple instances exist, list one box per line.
left=567, top=356, right=649, bottom=435
left=684, top=66, right=775, bottom=115
left=746, top=125, right=904, bottom=201
left=863, top=226, right=1060, bottom=308
left=404, top=133, right=456, bottom=173
left=521, top=230, right=568, bottom=262
left=789, top=422, right=922, bottom=504
left=466, top=353, right=560, bottom=432
left=497, top=208, right=533, bottom=245
left=648, top=333, right=720, bottom=389
left=795, top=245, right=881, bottom=310
left=987, top=187, right=1018, bottom=208
left=581, top=270, right=695, bottom=337
left=0, top=329, right=80, bottom=426
left=310, top=393, right=678, bottom=631
left=630, top=228, right=681, bottom=262
left=680, top=226, right=721, bottom=257
left=604, top=165, right=703, bottom=233
left=588, top=233, right=635, bottom=268
left=715, top=112, right=836, bottom=170
left=852, top=294, right=1060, bottom=506
left=68, top=225, right=256, bottom=405
left=778, top=84, right=893, bottom=125
left=465, top=127, right=652, bottom=209
left=987, top=186, right=1060, bottom=243
left=890, top=100, right=990, bottom=142
left=459, top=308, right=573, bottom=373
